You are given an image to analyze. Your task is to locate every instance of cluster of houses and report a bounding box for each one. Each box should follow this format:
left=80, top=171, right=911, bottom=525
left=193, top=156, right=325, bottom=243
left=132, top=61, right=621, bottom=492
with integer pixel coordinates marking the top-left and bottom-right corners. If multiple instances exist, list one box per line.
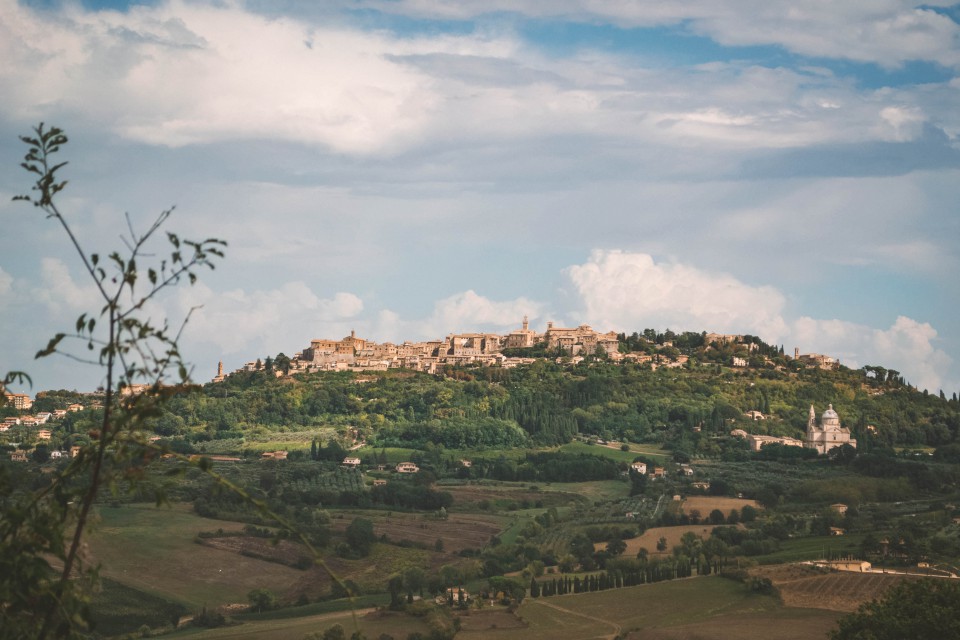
left=2, top=399, right=87, bottom=461
left=220, top=317, right=622, bottom=379
left=217, top=318, right=838, bottom=382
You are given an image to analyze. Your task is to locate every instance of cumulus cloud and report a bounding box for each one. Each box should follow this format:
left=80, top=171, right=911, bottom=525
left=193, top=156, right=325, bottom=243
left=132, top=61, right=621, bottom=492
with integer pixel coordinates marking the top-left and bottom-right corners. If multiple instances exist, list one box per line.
left=370, top=290, right=543, bottom=343
left=175, top=281, right=364, bottom=355
left=565, top=249, right=789, bottom=337
left=790, top=315, right=951, bottom=392
left=0, top=0, right=436, bottom=153
left=564, top=250, right=952, bottom=391
left=30, top=258, right=100, bottom=314
left=422, top=290, right=542, bottom=337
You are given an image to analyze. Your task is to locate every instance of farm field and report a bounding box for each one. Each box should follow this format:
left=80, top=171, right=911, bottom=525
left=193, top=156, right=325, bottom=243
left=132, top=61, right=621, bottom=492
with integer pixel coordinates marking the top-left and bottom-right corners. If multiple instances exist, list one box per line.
left=85, top=503, right=307, bottom=608
left=558, top=441, right=644, bottom=463
left=753, top=534, right=868, bottom=564
left=170, top=574, right=847, bottom=640
left=750, top=563, right=913, bottom=612
left=600, top=524, right=729, bottom=555
left=327, top=509, right=505, bottom=554
left=442, top=481, right=594, bottom=511
left=166, top=608, right=429, bottom=639
left=679, top=495, right=760, bottom=515
left=546, top=479, right=630, bottom=502
left=509, top=575, right=838, bottom=640
left=624, top=607, right=839, bottom=640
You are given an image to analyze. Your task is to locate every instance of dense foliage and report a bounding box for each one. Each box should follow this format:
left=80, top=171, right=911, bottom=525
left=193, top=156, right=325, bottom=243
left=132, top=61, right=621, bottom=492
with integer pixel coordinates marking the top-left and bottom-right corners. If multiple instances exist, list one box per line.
left=117, top=354, right=960, bottom=458
left=831, top=579, right=960, bottom=640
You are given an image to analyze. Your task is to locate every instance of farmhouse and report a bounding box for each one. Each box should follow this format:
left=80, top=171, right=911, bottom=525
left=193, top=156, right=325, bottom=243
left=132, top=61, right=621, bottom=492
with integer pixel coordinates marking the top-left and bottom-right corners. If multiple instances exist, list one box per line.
left=342, top=457, right=361, bottom=467
left=395, top=462, right=419, bottom=473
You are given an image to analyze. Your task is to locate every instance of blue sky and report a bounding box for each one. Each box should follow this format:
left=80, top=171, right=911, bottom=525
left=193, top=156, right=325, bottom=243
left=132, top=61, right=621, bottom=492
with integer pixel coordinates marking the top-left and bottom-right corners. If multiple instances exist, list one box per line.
left=1, top=0, right=959, bottom=394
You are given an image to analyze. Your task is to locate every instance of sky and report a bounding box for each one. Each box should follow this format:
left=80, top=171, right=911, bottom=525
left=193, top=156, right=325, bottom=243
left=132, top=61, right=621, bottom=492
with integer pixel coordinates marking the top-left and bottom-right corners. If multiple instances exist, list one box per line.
left=1, top=0, right=959, bottom=395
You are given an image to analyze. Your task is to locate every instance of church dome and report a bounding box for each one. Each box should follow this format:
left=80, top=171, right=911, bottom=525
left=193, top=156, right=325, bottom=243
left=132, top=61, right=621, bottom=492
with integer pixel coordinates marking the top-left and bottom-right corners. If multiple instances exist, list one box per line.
left=822, top=404, right=840, bottom=428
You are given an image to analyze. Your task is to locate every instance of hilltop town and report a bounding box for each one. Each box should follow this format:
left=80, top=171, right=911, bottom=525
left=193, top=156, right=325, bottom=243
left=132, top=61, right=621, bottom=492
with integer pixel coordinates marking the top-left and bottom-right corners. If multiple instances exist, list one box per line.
left=221, top=316, right=839, bottom=380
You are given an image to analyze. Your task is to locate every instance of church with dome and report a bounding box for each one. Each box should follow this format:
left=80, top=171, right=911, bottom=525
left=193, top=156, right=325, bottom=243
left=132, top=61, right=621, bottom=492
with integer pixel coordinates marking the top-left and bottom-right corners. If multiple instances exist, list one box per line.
left=804, top=404, right=857, bottom=455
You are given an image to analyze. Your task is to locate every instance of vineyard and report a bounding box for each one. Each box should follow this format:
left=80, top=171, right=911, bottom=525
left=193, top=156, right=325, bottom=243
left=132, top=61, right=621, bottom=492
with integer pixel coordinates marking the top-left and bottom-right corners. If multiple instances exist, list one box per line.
left=750, top=564, right=914, bottom=612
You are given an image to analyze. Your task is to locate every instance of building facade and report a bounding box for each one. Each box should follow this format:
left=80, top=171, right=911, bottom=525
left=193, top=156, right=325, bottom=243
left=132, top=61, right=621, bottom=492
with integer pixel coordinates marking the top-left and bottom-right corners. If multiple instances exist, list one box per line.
left=804, top=404, right=857, bottom=455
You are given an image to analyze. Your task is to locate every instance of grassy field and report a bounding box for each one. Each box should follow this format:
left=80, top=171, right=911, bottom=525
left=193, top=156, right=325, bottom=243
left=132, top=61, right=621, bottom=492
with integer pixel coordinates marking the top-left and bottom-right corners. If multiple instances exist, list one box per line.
left=89, top=577, right=188, bottom=636
left=558, top=441, right=670, bottom=463
left=547, top=479, right=630, bottom=502
left=166, top=608, right=431, bottom=639
left=442, top=481, right=592, bottom=512
left=327, top=508, right=506, bottom=554
left=86, top=503, right=306, bottom=608
left=510, top=576, right=839, bottom=640
left=171, top=575, right=841, bottom=640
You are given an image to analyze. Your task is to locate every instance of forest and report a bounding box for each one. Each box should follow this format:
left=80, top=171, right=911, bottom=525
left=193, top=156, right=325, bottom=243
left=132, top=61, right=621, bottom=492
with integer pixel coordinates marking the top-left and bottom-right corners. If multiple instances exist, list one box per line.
left=15, top=348, right=958, bottom=462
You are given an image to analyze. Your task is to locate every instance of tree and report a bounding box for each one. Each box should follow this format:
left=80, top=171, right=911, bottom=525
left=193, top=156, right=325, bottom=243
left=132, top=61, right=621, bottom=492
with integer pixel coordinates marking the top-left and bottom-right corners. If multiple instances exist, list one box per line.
left=606, top=538, right=627, bottom=556
left=0, top=124, right=226, bottom=639
left=345, top=517, right=376, bottom=557
left=529, top=576, right=541, bottom=597
left=247, top=587, right=277, bottom=613
left=831, top=579, right=960, bottom=640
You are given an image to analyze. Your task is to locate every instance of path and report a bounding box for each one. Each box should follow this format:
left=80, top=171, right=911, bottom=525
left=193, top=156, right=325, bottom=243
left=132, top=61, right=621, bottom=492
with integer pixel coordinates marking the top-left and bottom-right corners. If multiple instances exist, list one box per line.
left=528, top=598, right=622, bottom=640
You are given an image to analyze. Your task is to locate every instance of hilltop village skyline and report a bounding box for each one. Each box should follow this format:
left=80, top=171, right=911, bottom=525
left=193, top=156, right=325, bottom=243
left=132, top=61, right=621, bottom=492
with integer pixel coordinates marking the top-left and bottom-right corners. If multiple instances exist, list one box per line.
left=217, top=317, right=839, bottom=382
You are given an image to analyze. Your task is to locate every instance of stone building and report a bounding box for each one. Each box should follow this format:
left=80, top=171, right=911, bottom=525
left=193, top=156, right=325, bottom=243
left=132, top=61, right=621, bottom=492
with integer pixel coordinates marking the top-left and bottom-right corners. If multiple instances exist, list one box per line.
left=504, top=316, right=539, bottom=349
left=804, top=404, right=857, bottom=455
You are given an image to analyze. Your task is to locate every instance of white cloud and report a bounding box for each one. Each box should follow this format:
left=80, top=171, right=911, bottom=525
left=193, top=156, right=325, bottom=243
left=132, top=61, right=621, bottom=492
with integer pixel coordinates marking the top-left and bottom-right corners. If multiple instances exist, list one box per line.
left=360, top=291, right=543, bottom=345
left=3, top=0, right=954, bottom=161
left=565, top=249, right=789, bottom=337
left=564, top=250, right=952, bottom=391
left=422, top=290, right=542, bottom=337
left=0, top=0, right=436, bottom=153
left=175, top=281, right=364, bottom=355
left=30, top=258, right=100, bottom=314
left=790, top=315, right=951, bottom=392
left=0, top=267, right=12, bottom=297
left=364, top=1, right=960, bottom=68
